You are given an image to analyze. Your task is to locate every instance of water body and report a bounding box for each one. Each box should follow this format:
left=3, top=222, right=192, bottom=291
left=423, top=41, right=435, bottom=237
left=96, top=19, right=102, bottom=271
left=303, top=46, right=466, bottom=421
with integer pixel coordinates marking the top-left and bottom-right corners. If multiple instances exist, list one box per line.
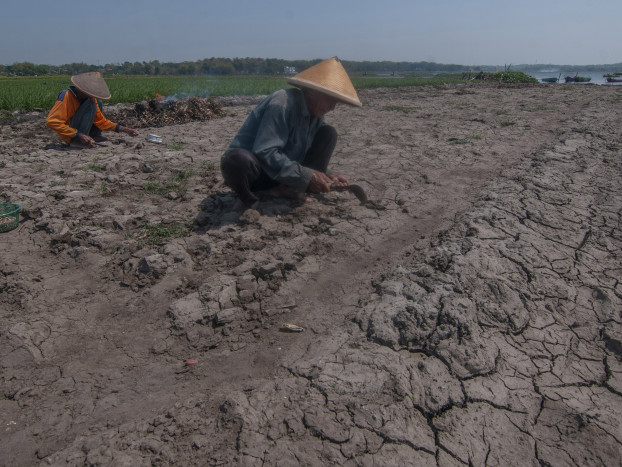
left=527, top=71, right=622, bottom=85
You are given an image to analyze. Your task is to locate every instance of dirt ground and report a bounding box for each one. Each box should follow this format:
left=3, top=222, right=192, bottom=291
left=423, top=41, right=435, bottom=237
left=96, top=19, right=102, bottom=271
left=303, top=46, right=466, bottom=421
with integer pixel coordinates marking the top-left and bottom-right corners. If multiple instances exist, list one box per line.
left=1, top=82, right=621, bottom=466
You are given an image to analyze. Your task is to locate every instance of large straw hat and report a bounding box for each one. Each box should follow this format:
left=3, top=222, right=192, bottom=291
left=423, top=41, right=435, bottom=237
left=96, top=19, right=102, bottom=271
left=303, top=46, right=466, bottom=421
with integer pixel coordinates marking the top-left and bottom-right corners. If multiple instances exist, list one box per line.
left=287, top=57, right=361, bottom=107
left=70, top=72, right=111, bottom=100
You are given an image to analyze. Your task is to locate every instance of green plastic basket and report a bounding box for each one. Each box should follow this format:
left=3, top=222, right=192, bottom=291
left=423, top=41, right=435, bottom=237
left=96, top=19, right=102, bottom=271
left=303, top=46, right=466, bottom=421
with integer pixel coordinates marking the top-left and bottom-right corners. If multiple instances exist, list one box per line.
left=0, top=203, right=20, bottom=233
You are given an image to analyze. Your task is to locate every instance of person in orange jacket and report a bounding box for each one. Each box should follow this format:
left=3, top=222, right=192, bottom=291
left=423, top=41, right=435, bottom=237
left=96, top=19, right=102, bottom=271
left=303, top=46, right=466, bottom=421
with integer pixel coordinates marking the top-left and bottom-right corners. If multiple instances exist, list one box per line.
left=46, top=72, right=139, bottom=148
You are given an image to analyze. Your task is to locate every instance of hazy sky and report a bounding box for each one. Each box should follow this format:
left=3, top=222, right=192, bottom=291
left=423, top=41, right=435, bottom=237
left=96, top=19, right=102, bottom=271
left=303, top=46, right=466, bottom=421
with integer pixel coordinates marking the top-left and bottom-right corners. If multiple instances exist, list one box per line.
left=1, top=0, right=620, bottom=66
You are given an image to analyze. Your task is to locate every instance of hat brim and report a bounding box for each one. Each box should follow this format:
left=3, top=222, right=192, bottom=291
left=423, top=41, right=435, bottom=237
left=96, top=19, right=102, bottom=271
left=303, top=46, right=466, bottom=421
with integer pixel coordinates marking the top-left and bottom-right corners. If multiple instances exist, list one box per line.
left=71, top=73, right=111, bottom=100
left=287, top=77, right=362, bottom=107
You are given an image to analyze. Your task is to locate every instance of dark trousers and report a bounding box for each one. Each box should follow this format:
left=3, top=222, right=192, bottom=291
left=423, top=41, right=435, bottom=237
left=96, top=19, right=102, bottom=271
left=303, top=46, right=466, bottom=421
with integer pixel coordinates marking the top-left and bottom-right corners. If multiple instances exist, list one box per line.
left=221, top=125, right=338, bottom=207
left=70, top=99, right=104, bottom=140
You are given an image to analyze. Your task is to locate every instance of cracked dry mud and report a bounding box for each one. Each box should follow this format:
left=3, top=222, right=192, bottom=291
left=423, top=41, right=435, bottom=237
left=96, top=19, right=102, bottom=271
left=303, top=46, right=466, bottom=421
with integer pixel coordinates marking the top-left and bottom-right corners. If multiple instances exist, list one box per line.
left=1, top=82, right=621, bottom=466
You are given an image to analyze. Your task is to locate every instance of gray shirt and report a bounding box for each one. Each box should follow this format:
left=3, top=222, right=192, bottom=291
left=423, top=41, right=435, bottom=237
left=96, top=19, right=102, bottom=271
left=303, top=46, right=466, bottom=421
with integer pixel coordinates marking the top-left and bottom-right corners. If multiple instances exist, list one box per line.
left=225, top=88, right=325, bottom=192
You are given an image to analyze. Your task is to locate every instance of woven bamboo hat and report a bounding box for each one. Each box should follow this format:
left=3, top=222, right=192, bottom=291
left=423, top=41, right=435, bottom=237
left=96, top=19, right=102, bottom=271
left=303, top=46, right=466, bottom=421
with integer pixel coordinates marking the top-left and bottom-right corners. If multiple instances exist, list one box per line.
left=71, top=72, right=111, bottom=100
left=287, top=57, right=361, bottom=107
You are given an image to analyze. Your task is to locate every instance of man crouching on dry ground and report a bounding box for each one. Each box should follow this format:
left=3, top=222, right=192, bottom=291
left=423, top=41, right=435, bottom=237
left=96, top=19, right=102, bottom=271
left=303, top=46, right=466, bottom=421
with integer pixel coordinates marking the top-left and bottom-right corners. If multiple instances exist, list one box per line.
left=221, top=57, right=362, bottom=212
left=46, top=72, right=139, bottom=149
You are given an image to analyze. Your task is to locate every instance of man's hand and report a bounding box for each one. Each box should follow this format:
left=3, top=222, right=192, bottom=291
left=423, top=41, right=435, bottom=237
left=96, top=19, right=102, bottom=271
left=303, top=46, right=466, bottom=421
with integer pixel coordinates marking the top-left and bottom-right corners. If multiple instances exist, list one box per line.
left=76, top=133, right=96, bottom=148
left=308, top=170, right=333, bottom=193
left=119, top=125, right=139, bottom=137
left=329, top=173, right=350, bottom=187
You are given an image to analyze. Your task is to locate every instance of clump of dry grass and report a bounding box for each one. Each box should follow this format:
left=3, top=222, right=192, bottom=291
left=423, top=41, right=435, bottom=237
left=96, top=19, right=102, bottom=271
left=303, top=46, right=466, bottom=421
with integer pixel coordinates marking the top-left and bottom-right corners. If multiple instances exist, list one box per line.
left=109, top=96, right=225, bottom=128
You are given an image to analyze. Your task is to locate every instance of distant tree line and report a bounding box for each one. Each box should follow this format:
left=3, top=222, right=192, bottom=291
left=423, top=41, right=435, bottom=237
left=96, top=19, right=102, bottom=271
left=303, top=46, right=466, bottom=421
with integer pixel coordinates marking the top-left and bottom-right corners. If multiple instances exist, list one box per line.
left=0, top=58, right=478, bottom=77
left=2, top=58, right=620, bottom=77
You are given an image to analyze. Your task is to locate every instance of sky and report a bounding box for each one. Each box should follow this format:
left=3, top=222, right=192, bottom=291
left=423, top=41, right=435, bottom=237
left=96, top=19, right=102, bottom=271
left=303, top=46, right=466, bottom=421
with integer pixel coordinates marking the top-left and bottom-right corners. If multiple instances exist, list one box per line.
left=1, top=0, right=621, bottom=67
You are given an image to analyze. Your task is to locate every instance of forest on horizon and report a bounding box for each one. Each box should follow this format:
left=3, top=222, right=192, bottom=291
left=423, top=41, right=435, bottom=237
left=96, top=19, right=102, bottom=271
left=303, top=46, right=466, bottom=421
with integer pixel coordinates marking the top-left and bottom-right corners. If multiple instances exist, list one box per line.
left=2, top=57, right=621, bottom=77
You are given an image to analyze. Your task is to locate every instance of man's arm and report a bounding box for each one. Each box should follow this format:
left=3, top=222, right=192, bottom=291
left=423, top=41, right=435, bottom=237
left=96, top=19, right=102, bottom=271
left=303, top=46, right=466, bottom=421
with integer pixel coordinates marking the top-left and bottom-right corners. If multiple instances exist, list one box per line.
left=251, top=98, right=314, bottom=191
left=46, top=92, right=79, bottom=143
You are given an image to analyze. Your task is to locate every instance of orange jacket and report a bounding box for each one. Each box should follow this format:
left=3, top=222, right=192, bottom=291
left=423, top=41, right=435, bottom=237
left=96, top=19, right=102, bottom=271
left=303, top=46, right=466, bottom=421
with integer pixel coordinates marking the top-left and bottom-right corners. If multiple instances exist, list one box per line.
left=46, top=87, right=118, bottom=143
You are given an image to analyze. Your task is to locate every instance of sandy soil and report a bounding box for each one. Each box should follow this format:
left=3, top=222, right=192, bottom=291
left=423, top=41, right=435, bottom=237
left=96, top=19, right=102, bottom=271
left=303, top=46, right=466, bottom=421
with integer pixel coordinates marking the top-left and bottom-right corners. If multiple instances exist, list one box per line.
left=1, top=82, right=621, bottom=466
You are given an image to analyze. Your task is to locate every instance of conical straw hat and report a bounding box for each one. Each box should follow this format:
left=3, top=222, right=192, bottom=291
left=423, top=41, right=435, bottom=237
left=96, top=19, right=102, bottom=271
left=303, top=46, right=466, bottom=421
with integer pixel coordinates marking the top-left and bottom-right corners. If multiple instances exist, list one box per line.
left=287, top=57, right=361, bottom=107
left=71, top=72, right=111, bottom=100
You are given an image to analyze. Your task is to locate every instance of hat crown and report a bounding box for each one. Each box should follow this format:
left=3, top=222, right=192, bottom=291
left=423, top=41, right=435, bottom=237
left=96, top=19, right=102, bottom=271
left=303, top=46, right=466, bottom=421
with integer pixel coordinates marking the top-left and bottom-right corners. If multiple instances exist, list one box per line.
left=71, top=72, right=111, bottom=100
left=287, top=57, right=361, bottom=107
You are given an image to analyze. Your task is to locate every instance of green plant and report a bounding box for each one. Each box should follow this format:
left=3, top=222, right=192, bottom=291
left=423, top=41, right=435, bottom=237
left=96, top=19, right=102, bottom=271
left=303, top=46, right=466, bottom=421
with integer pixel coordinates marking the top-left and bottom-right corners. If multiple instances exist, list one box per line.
left=142, top=168, right=194, bottom=196
left=491, top=71, right=538, bottom=84
left=97, top=183, right=112, bottom=197
left=166, top=141, right=185, bottom=151
left=142, top=181, right=166, bottom=195
left=200, top=161, right=217, bottom=172
left=499, top=120, right=516, bottom=127
left=88, top=157, right=106, bottom=172
left=138, top=221, right=189, bottom=245
left=0, top=73, right=468, bottom=111
left=448, top=134, right=482, bottom=145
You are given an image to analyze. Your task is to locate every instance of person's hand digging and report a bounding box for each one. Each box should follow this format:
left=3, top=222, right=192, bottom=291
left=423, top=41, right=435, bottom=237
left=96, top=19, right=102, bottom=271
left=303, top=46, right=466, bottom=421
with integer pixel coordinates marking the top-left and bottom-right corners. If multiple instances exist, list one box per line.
left=76, top=133, right=96, bottom=148
left=119, top=125, right=139, bottom=137
left=307, top=170, right=333, bottom=193
left=329, top=173, right=350, bottom=187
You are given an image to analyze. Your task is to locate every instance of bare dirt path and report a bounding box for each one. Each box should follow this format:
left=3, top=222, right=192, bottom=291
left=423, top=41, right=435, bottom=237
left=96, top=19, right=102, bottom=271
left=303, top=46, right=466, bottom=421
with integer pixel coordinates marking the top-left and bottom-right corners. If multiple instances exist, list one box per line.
left=1, top=82, right=621, bottom=465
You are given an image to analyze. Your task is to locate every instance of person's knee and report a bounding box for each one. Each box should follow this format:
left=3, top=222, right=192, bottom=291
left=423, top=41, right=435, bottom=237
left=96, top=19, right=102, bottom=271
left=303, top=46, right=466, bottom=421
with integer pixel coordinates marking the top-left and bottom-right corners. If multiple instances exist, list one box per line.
left=223, top=149, right=252, bottom=167
left=221, top=149, right=260, bottom=182
left=319, top=125, right=337, bottom=143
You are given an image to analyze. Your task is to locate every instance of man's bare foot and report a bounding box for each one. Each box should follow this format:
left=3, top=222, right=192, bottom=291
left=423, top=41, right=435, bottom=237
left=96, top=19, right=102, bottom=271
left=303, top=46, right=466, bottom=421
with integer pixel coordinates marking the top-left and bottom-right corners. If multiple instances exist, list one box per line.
left=69, top=140, right=90, bottom=149
left=233, top=199, right=259, bottom=212
left=264, top=185, right=319, bottom=204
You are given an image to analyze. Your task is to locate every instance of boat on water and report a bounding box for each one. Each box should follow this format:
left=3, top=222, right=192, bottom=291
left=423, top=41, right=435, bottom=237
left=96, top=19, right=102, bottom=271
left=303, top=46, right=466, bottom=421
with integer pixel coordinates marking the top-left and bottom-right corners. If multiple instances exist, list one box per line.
left=564, top=75, right=591, bottom=83
left=606, top=77, right=622, bottom=83
left=541, top=73, right=561, bottom=83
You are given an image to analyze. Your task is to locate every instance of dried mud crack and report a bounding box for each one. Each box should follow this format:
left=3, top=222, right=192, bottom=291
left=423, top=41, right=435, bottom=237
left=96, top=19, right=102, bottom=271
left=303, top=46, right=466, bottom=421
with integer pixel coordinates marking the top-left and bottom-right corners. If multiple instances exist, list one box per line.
left=1, top=83, right=621, bottom=465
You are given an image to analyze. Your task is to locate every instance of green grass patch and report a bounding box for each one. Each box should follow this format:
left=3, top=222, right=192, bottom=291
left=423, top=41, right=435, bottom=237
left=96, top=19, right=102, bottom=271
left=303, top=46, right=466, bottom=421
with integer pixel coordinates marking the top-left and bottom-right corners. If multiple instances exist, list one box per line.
left=166, top=141, right=185, bottom=151
left=200, top=161, right=218, bottom=172
left=448, top=134, right=483, bottom=145
left=499, top=120, right=517, bottom=127
left=1, top=73, right=467, bottom=111
left=490, top=71, right=539, bottom=84
left=137, top=221, right=189, bottom=245
left=88, top=157, right=106, bottom=172
left=142, top=169, right=194, bottom=196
